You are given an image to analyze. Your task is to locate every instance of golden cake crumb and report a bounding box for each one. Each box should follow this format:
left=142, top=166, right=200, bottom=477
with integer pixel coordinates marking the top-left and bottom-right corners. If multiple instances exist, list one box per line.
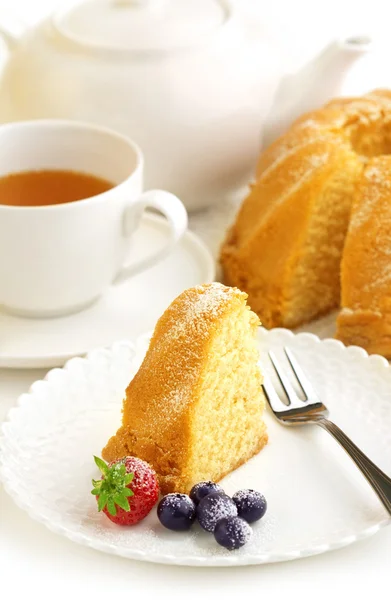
left=220, top=89, right=391, bottom=357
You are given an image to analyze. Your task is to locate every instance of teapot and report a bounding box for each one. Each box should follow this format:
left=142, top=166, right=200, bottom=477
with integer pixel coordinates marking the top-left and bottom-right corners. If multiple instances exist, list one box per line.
left=0, top=0, right=282, bottom=211
left=262, top=35, right=381, bottom=149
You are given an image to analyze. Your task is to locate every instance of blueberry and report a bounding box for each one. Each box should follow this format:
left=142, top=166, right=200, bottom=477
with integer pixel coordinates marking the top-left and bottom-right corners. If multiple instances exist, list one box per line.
left=232, top=489, right=267, bottom=523
left=214, top=516, right=252, bottom=550
left=157, top=493, right=196, bottom=531
left=189, top=481, right=224, bottom=505
left=196, top=492, right=237, bottom=532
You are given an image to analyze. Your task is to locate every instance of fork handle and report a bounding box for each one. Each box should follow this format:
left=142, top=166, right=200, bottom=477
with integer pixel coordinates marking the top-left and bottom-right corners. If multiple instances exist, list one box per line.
left=317, top=418, right=391, bottom=515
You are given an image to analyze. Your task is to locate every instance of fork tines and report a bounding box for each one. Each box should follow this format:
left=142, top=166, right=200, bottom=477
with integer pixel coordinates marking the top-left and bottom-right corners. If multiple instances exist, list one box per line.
left=262, top=347, right=319, bottom=411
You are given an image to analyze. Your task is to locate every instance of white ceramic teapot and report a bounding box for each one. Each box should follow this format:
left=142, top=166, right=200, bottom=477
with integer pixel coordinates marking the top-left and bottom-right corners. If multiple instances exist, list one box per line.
left=261, top=35, right=383, bottom=149
left=0, top=0, right=281, bottom=211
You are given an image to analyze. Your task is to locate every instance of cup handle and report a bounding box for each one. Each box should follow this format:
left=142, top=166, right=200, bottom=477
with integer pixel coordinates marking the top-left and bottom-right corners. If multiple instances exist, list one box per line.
left=114, top=189, right=188, bottom=285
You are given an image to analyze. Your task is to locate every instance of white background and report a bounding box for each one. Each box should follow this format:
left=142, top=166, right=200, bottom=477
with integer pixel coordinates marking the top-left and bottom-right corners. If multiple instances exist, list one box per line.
left=0, top=1, right=390, bottom=599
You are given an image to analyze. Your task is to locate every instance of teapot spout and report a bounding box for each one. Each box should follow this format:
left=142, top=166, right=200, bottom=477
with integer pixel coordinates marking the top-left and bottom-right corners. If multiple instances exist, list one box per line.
left=304, top=36, right=373, bottom=109
left=0, top=14, right=26, bottom=51
left=262, top=35, right=373, bottom=149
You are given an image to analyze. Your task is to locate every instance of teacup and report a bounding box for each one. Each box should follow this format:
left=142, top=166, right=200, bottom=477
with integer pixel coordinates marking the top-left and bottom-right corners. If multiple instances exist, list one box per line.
left=0, top=120, right=188, bottom=318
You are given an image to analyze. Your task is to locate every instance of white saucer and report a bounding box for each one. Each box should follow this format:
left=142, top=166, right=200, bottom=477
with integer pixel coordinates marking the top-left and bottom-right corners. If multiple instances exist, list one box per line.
left=1, top=329, right=389, bottom=566
left=0, top=213, right=215, bottom=369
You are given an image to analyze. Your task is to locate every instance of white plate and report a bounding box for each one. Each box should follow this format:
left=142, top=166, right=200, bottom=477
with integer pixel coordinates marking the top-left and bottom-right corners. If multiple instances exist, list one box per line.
left=1, top=328, right=390, bottom=566
left=0, top=213, right=215, bottom=369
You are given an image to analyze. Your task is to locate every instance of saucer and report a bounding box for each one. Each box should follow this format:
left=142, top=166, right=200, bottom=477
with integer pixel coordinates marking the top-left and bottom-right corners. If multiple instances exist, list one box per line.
left=0, top=213, right=215, bottom=369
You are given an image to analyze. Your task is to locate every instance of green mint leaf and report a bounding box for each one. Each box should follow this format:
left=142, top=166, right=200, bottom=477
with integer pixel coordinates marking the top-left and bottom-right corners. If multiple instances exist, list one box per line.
left=114, top=494, right=130, bottom=512
left=107, top=497, right=117, bottom=516
left=97, top=491, right=108, bottom=512
left=94, top=456, right=109, bottom=475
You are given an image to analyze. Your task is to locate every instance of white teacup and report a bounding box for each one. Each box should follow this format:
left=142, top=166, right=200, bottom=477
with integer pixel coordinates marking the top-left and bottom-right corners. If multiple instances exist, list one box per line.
left=0, top=120, right=188, bottom=318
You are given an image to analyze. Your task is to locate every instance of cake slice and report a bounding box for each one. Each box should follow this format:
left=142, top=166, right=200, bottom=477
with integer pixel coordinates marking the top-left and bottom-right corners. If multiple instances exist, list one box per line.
left=336, top=157, right=391, bottom=357
left=102, top=283, right=268, bottom=494
left=220, top=136, right=363, bottom=328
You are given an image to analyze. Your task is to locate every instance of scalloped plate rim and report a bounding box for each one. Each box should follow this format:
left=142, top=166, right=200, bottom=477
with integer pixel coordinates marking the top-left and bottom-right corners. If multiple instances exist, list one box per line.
left=0, top=329, right=390, bottom=567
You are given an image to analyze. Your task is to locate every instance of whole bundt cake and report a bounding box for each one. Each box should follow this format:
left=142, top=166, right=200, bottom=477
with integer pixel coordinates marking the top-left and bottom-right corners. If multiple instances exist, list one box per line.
left=102, top=283, right=268, bottom=494
left=220, top=89, right=391, bottom=358
left=336, top=157, right=391, bottom=357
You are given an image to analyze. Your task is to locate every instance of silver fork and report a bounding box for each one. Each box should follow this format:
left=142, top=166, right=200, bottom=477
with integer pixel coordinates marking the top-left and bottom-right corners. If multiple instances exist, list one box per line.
left=262, top=347, right=391, bottom=516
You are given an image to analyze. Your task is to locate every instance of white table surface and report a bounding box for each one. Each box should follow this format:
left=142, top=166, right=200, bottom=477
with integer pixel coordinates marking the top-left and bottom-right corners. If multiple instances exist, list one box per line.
left=0, top=1, right=390, bottom=598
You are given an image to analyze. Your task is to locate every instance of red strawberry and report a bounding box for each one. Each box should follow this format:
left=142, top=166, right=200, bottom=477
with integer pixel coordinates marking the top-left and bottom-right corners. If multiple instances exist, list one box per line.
left=91, top=455, right=159, bottom=525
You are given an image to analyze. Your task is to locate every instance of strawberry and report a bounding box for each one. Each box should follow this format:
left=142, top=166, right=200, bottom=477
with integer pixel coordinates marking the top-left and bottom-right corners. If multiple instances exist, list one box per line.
left=91, top=455, right=159, bottom=525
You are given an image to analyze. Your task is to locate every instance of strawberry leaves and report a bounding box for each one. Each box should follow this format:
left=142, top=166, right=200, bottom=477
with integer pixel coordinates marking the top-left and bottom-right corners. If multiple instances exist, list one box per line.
left=91, top=456, right=134, bottom=516
left=94, top=456, right=109, bottom=476
left=98, top=491, right=109, bottom=512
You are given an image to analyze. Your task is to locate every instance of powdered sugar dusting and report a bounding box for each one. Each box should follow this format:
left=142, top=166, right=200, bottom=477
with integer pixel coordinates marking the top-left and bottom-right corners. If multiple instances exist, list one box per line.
left=156, top=283, right=240, bottom=377
left=197, top=494, right=238, bottom=532
left=345, top=159, right=391, bottom=293
left=350, top=160, right=391, bottom=231
left=121, top=456, right=158, bottom=496
left=365, top=261, right=391, bottom=293
left=365, top=162, right=391, bottom=185
left=160, top=493, right=187, bottom=509
left=340, top=308, right=354, bottom=316
left=173, top=283, right=238, bottom=326
left=261, top=138, right=332, bottom=182
left=135, top=283, right=243, bottom=428
left=256, top=146, right=333, bottom=226
left=215, top=516, right=253, bottom=547
left=157, top=386, right=191, bottom=421
left=233, top=489, right=264, bottom=508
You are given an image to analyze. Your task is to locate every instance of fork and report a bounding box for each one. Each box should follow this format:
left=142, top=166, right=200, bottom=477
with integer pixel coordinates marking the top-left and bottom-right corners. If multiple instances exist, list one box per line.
left=262, top=347, right=391, bottom=516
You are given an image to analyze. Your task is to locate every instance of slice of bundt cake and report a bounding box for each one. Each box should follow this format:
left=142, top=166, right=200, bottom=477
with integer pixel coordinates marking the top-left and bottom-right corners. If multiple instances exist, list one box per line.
left=102, top=283, right=268, bottom=494
left=221, top=136, right=362, bottom=328
left=336, top=157, right=391, bottom=358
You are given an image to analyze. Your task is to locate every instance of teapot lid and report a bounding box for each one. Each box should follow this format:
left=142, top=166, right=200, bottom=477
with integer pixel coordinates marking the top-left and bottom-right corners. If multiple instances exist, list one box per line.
left=53, top=0, right=231, bottom=53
